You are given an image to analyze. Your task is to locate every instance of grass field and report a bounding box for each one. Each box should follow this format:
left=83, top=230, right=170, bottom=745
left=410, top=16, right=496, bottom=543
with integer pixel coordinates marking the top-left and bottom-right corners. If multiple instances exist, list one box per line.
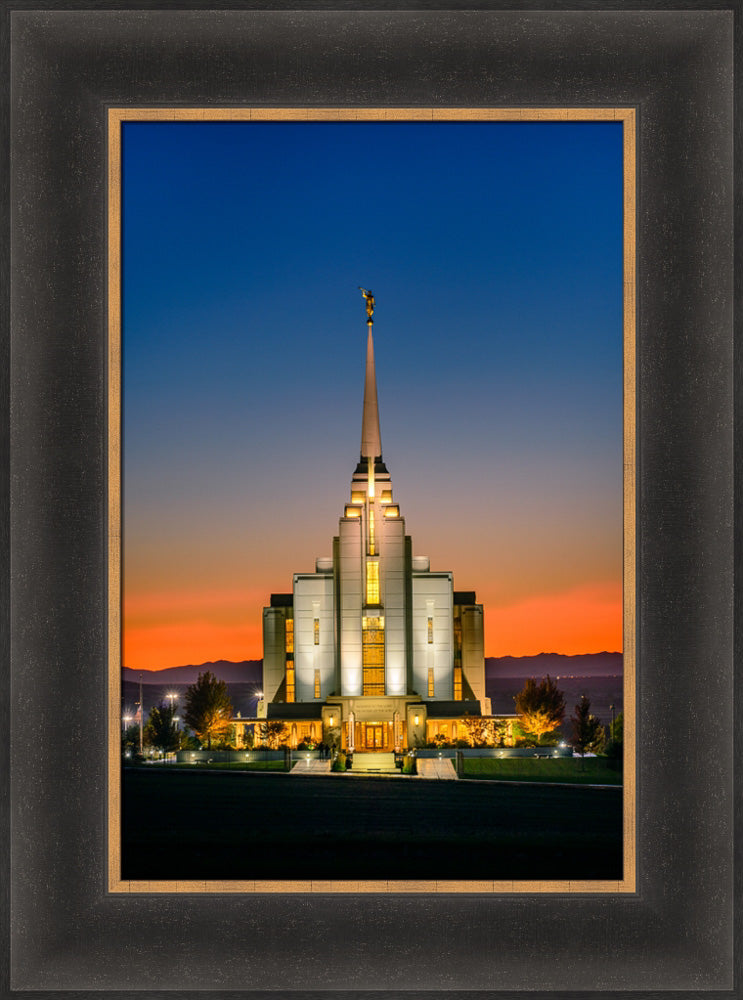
left=122, top=768, right=623, bottom=880
left=462, top=756, right=622, bottom=784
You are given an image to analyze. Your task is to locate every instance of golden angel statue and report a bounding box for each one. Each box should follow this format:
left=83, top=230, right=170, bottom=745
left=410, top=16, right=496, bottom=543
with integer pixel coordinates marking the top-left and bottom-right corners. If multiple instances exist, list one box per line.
left=359, top=287, right=375, bottom=323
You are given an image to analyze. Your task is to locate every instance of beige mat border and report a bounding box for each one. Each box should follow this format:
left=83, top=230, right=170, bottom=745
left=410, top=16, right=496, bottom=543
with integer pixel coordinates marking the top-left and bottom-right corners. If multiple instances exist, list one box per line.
left=107, top=107, right=636, bottom=895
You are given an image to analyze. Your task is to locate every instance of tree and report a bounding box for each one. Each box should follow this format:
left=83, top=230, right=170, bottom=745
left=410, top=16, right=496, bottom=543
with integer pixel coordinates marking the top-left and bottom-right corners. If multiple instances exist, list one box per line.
left=459, top=716, right=511, bottom=748
left=605, top=710, right=624, bottom=762
left=256, top=721, right=289, bottom=749
left=121, top=723, right=140, bottom=761
left=514, top=675, right=566, bottom=743
left=183, top=671, right=234, bottom=749
left=570, top=694, right=605, bottom=767
left=144, top=701, right=180, bottom=753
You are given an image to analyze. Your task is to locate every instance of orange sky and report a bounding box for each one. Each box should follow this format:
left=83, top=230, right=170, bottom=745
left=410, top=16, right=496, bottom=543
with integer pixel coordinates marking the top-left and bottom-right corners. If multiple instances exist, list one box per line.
left=123, top=579, right=622, bottom=670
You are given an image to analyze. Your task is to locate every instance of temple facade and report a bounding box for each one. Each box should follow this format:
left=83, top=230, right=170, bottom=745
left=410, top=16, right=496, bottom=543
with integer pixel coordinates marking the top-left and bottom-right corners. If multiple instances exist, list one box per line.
left=257, top=296, right=492, bottom=752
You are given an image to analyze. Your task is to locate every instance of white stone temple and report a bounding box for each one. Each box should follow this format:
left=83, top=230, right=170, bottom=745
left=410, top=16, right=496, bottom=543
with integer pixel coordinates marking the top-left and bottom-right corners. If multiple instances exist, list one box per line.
left=258, top=292, right=492, bottom=752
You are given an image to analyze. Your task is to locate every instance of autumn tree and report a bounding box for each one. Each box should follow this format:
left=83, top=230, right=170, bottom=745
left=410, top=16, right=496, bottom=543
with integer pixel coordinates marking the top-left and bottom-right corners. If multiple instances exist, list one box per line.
left=459, top=716, right=510, bottom=748
left=144, top=701, right=180, bottom=753
left=570, top=694, right=605, bottom=766
left=256, top=721, right=289, bottom=749
left=183, top=671, right=234, bottom=749
left=514, top=675, right=566, bottom=743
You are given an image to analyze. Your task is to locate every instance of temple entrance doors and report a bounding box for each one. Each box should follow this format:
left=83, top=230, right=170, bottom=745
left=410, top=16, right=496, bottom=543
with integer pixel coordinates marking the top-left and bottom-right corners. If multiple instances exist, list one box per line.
left=366, top=724, right=384, bottom=749
left=341, top=717, right=397, bottom=750
left=359, top=721, right=390, bottom=751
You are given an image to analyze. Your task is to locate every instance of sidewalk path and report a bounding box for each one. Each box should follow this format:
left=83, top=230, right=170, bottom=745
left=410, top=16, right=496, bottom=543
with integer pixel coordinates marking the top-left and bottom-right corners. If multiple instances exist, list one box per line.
left=290, top=759, right=332, bottom=776
left=414, top=758, right=458, bottom=780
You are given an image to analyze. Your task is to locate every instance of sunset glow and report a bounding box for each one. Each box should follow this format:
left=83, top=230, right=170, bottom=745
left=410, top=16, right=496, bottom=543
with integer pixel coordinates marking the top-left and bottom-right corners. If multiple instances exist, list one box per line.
left=122, top=121, right=624, bottom=669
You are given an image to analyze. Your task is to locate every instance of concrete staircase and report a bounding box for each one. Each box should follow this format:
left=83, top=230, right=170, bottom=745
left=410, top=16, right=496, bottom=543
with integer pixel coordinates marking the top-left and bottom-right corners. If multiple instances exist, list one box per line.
left=348, top=752, right=398, bottom=774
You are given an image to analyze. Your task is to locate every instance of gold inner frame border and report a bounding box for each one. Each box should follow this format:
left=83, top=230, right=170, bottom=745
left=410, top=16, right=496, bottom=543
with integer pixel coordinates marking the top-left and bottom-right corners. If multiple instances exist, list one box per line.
left=107, top=107, right=636, bottom=896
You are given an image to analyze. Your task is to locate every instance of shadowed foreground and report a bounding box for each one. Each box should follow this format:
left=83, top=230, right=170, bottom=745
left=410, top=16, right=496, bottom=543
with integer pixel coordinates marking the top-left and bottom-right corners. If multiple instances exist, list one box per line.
left=122, top=768, right=623, bottom=880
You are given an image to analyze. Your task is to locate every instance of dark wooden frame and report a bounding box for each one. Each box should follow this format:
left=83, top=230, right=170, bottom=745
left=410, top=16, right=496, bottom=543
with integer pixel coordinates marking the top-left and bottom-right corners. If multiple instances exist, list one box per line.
left=3, top=4, right=737, bottom=995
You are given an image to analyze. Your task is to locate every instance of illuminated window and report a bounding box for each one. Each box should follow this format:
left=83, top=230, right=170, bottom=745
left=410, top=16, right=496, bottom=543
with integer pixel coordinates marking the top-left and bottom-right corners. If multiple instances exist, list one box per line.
left=351, top=491, right=365, bottom=504
left=344, top=505, right=361, bottom=518
left=314, top=618, right=320, bottom=645
left=383, top=505, right=400, bottom=518
left=366, top=560, right=380, bottom=605
left=380, top=490, right=393, bottom=504
left=368, top=508, right=376, bottom=555
left=453, top=666, right=462, bottom=701
left=285, top=618, right=294, bottom=654
left=362, top=616, right=385, bottom=695
left=428, top=667, right=434, bottom=697
left=285, top=618, right=295, bottom=702
left=314, top=670, right=320, bottom=699
left=453, top=614, right=462, bottom=667
left=427, top=616, right=433, bottom=644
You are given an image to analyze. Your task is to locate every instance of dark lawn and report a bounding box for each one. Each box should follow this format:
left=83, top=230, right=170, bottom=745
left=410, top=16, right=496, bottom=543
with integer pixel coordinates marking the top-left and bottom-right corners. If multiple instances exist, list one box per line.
left=122, top=768, right=623, bottom=881
left=462, top=756, right=623, bottom=784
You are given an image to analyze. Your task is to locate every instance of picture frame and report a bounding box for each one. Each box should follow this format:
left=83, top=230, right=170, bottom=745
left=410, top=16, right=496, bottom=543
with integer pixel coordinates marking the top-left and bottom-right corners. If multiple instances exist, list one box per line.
left=4, top=4, right=737, bottom=994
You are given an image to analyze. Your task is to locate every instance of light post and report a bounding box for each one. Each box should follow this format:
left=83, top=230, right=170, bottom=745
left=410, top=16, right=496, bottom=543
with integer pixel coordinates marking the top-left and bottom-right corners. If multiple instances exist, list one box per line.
left=610, top=703, right=616, bottom=733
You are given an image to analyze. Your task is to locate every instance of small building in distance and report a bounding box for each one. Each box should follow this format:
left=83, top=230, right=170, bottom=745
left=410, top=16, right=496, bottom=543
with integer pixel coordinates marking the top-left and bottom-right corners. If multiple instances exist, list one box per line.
left=257, top=298, right=508, bottom=753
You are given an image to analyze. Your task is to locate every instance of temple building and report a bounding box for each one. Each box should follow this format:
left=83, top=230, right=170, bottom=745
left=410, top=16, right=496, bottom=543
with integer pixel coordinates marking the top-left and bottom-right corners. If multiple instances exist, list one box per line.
left=256, top=292, right=493, bottom=752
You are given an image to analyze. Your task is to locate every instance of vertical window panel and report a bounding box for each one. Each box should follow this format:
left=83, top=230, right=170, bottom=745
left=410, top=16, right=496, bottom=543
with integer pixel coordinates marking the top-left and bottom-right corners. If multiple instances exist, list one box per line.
left=366, top=561, right=380, bottom=605
left=362, top=615, right=385, bottom=695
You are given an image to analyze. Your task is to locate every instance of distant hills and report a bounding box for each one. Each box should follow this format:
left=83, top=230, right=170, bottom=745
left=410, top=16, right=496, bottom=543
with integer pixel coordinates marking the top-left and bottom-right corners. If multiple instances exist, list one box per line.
left=486, top=652, right=622, bottom=679
left=124, top=652, right=621, bottom=686
left=122, top=660, right=262, bottom=685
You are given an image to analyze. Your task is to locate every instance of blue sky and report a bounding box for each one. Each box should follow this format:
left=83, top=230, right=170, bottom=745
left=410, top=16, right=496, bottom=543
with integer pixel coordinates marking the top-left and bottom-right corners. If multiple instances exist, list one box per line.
left=122, top=119, right=624, bottom=666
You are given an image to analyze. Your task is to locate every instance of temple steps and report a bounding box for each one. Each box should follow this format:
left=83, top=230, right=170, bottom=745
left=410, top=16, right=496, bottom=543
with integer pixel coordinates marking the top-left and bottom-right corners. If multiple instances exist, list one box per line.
left=346, top=752, right=398, bottom=773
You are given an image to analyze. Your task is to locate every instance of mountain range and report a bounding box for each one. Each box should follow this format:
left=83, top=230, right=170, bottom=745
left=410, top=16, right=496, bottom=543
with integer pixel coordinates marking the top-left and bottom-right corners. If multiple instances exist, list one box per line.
left=485, top=651, right=622, bottom=679
left=122, top=660, right=262, bottom=685
left=123, top=652, right=621, bottom=685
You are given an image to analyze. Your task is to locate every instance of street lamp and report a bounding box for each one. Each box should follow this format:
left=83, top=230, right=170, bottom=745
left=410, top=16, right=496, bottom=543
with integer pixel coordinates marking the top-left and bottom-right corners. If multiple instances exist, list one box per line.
left=610, top=703, right=616, bottom=731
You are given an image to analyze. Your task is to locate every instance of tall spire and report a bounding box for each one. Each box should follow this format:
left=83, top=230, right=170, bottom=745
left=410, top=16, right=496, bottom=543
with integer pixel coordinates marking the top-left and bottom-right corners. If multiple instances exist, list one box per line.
left=359, top=289, right=382, bottom=460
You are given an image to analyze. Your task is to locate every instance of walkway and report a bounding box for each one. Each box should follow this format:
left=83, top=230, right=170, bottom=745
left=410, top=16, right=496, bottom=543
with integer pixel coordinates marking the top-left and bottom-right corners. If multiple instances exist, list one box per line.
left=290, top=758, right=331, bottom=776
left=415, top=757, right=457, bottom=780
left=290, top=754, right=458, bottom=780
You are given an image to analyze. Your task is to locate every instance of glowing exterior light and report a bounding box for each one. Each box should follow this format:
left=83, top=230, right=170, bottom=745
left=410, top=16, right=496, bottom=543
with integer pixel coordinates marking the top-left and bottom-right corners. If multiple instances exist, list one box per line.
left=383, top=505, right=400, bottom=518
left=344, top=505, right=361, bottom=518
left=329, top=716, right=334, bottom=727
left=414, top=715, right=420, bottom=726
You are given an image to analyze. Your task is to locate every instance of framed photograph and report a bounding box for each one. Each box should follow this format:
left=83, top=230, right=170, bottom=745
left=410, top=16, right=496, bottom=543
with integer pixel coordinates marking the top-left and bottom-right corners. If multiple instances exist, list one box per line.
left=108, top=108, right=634, bottom=895
left=6, top=5, right=736, bottom=995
